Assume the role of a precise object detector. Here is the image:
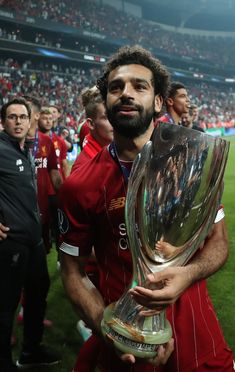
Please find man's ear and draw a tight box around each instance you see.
[166,97,173,107]
[154,94,163,114]
[35,112,40,121]
[87,118,94,130]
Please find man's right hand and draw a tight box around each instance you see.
[119,338,174,366]
[0,222,9,240]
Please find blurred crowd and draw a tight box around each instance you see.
[0,57,234,133]
[1,0,235,70]
[0,0,234,133]
[0,58,102,130]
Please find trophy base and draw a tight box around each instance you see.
[101,303,172,359]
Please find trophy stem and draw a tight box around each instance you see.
[101,301,172,358]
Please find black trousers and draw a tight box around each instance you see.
[0,238,50,366]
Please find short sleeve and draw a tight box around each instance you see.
[58,174,93,257]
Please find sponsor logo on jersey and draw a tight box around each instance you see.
[35,157,48,169]
[118,222,128,250]
[108,197,126,211]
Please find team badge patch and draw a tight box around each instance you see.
[58,209,69,234]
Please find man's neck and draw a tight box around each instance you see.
[19,139,25,150]
[41,130,50,137]
[167,109,181,125]
[27,122,38,138]
[113,122,154,161]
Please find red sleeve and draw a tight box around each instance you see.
[71,150,90,173]
[47,137,59,171]
[58,172,93,256]
[79,121,90,148]
[59,137,68,161]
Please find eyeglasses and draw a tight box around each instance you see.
[6,114,29,122]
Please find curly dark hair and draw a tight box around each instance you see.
[97,45,170,101]
[167,82,186,99]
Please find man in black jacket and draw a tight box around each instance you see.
[0,97,60,371]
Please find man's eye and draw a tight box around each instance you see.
[109,85,120,92]
[136,84,147,91]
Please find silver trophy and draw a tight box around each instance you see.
[101,122,229,358]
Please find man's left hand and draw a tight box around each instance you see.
[129,266,193,314]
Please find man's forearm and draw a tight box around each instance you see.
[50,169,62,192]
[62,160,70,178]
[129,219,229,309]
[61,252,105,335]
[186,219,229,284]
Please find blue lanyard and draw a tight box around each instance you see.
[32,129,39,160]
[108,142,131,184]
[163,113,175,124]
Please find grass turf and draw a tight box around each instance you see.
[13,135,235,371]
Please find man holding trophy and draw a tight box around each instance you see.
[58,45,233,371]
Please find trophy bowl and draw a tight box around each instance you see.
[101,122,230,358]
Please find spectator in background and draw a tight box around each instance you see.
[24,95,62,253]
[0,97,60,371]
[38,108,70,180]
[181,105,205,132]
[190,103,205,131]
[158,82,190,125]
[191,104,199,125]
[15,96,62,329]
[48,105,62,134]
[38,108,69,259]
[49,104,74,152]
[59,125,74,153]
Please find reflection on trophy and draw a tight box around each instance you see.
[101,122,230,358]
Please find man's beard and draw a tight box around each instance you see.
[107,100,155,139]
[38,125,50,134]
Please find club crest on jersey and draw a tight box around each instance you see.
[58,209,69,234]
[41,145,47,156]
[108,197,126,211]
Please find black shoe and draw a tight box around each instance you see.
[16,345,61,369]
[9,365,18,372]
[0,362,18,372]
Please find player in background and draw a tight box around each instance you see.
[158,82,190,125]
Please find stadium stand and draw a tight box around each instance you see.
[0,0,234,132]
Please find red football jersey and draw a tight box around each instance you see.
[35,132,58,222]
[59,147,230,371]
[72,134,102,173]
[79,119,90,149]
[51,132,67,179]
[156,113,175,125]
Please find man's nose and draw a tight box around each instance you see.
[121,83,135,99]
